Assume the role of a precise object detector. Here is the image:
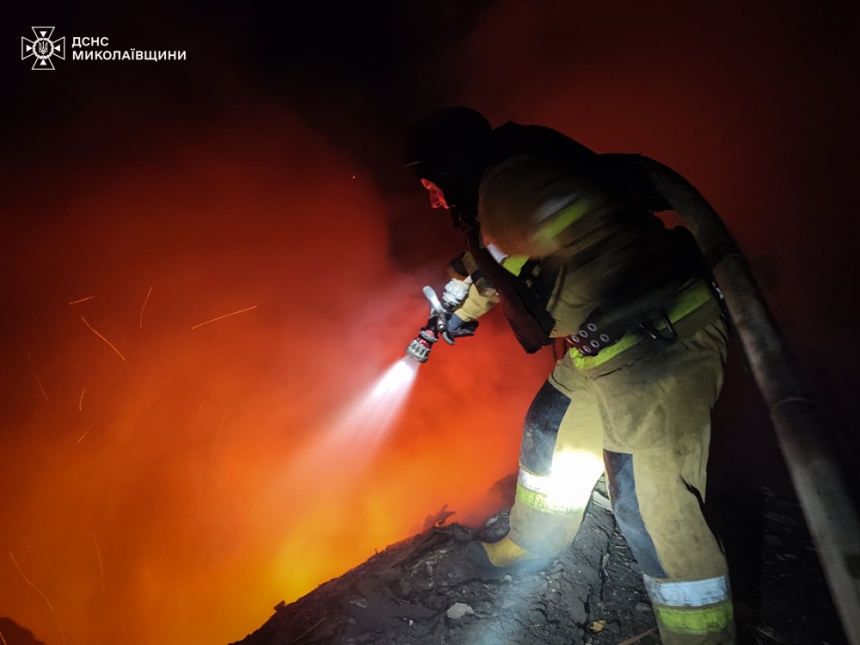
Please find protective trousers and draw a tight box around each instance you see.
[509,320,734,645]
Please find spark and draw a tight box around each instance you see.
[81,316,127,362]
[9,552,54,611]
[191,305,258,330]
[77,426,92,444]
[19,533,34,560]
[93,532,106,593]
[26,350,49,402]
[0,629,7,645]
[140,285,152,329]
[79,387,86,411]
[68,295,95,305]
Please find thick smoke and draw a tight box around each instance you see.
[0,101,549,644]
[5,2,858,643]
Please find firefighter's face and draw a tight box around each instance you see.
[420,178,449,210]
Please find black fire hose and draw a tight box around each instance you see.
[602,153,860,644]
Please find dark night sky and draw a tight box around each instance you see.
[1,2,860,644]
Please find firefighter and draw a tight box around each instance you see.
[405,107,735,645]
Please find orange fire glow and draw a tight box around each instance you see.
[0,108,550,645]
[7,5,856,644]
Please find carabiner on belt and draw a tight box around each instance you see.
[636,308,678,345]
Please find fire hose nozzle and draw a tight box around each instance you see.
[405,328,437,363]
[406,281,470,363]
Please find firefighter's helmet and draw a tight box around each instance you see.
[405,107,493,175]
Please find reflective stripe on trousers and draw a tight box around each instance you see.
[644,574,734,637]
[516,449,604,514]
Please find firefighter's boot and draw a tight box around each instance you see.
[465,534,546,572]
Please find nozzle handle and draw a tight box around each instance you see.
[422,286,444,315]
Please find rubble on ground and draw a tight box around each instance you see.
[231,479,848,645]
[231,480,661,645]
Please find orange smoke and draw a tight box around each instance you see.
[12,7,854,643]
[0,106,549,645]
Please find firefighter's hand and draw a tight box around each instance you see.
[442,313,479,344]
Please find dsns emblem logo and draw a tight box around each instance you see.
[22,27,65,70]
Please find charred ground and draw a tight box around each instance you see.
[231,476,846,645]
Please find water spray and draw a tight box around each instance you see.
[336,357,419,447]
[295,278,471,475]
[293,356,420,482]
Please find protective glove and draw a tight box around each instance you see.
[440,278,470,311]
[442,313,479,344]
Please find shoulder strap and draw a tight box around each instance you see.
[465,225,555,353]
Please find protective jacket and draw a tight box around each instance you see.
[454,122,721,371]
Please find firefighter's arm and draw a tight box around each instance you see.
[452,282,498,321]
[443,251,500,340]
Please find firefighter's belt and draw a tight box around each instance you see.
[571,278,716,370]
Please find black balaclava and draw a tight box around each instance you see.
[405,107,494,227]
